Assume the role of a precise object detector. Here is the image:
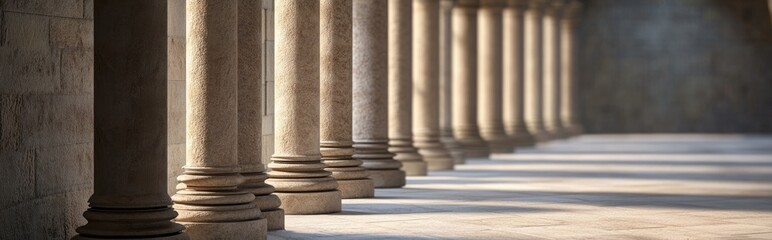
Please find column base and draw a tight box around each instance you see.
[415,141,455,171]
[513,134,536,147]
[455,136,491,158]
[440,137,465,165]
[484,138,515,154]
[338,178,375,199]
[401,160,428,176]
[275,190,342,214]
[179,218,266,240]
[369,169,406,188]
[531,129,551,142]
[426,156,455,171]
[262,208,285,231]
[564,124,584,137]
[449,149,465,165]
[253,194,284,231]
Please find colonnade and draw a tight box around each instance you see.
[76,0,583,239]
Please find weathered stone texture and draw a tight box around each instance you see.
[2,0,84,18]
[50,18,92,49]
[0,149,34,208]
[0,0,94,238]
[578,0,772,133]
[35,143,92,196]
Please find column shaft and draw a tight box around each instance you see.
[503,0,536,146]
[267,0,342,214]
[354,0,407,188]
[320,0,375,199]
[413,0,455,170]
[76,1,187,238]
[543,0,566,139]
[524,0,549,142]
[452,0,491,158]
[388,0,428,176]
[561,0,584,136]
[478,0,513,153]
[172,0,263,237]
[238,0,283,231]
[440,0,466,165]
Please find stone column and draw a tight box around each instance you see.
[413,0,455,170]
[75,1,187,239]
[542,0,566,139]
[440,0,466,164]
[238,0,284,231]
[452,0,491,158]
[503,0,536,147]
[320,0,376,199]
[267,0,342,214]
[172,0,264,237]
[524,0,549,142]
[478,0,513,153]
[354,0,407,188]
[388,0,428,176]
[561,0,584,136]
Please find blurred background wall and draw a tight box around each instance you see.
[577,0,772,133]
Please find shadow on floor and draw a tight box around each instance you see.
[334,203,557,215]
[373,188,772,212]
[269,231,436,240]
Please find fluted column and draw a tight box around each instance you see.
[414,0,455,170]
[452,0,491,158]
[321,0,376,199]
[524,0,549,142]
[388,0,428,176]
[440,0,466,164]
[503,0,536,147]
[267,1,342,214]
[354,0,407,188]
[478,0,513,153]
[172,0,264,237]
[75,1,187,239]
[543,0,566,139]
[238,0,283,231]
[561,0,584,136]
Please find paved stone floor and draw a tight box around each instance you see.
[269,134,772,239]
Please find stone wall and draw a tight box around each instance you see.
[0,0,276,238]
[577,0,772,133]
[0,0,93,238]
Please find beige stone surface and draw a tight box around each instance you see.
[270,134,772,239]
[413,0,455,171]
[503,0,536,147]
[320,0,375,199]
[353,0,406,188]
[524,0,549,142]
[542,0,566,139]
[238,0,280,232]
[388,0,428,177]
[560,0,583,136]
[268,0,341,214]
[439,0,466,165]
[173,0,263,235]
[478,0,514,154]
[451,0,491,159]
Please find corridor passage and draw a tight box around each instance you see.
[270,134,772,239]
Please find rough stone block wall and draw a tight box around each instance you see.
[0,0,94,238]
[578,0,772,133]
[166,0,276,195]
